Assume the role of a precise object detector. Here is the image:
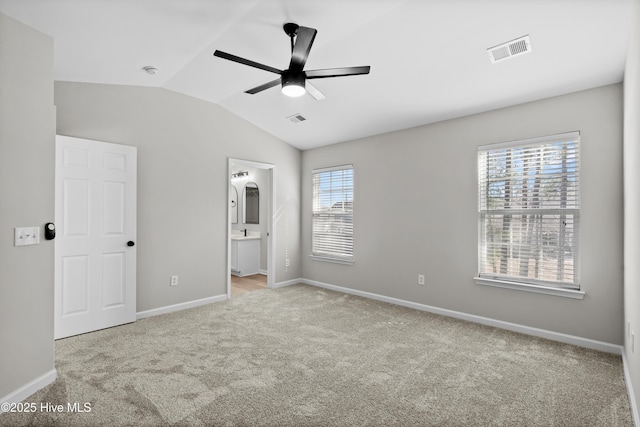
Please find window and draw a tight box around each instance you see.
[476,132,580,294]
[311,165,354,264]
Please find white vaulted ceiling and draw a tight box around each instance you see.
[0,0,632,150]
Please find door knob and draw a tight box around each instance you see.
[127,241,135,247]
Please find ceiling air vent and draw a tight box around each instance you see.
[287,113,306,123]
[487,35,532,64]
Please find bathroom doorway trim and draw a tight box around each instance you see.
[227,158,276,298]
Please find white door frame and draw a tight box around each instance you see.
[227,158,275,297]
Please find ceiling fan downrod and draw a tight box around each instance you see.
[283,23,299,53]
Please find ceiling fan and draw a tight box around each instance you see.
[213,23,370,100]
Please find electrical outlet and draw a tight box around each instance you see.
[170,275,179,286]
[418,274,425,285]
[285,258,290,267]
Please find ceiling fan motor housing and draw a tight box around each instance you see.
[281,69,306,97]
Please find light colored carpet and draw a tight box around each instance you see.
[1,284,633,426]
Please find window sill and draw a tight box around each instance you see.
[310,255,354,266]
[474,277,585,300]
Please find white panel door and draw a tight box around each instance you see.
[55,135,137,339]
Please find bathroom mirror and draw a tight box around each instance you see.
[243,182,259,224]
[230,185,238,224]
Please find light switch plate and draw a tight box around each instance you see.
[14,227,40,246]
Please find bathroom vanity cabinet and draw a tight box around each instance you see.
[230,237,260,276]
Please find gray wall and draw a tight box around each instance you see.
[623,0,640,415]
[302,84,624,345]
[0,14,56,398]
[54,82,301,312]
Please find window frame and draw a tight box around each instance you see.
[310,164,354,265]
[474,132,585,299]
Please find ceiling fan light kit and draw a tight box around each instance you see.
[213,22,370,100]
[281,70,306,97]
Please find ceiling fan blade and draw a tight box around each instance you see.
[214,50,282,75]
[245,78,281,94]
[305,82,326,101]
[305,66,371,79]
[289,26,317,71]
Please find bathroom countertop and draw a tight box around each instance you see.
[231,235,261,241]
[231,231,261,241]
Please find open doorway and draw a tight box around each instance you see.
[227,158,275,298]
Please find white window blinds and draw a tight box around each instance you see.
[478,132,580,289]
[312,165,354,263]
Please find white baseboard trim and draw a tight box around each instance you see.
[301,279,622,355]
[136,294,228,320]
[272,278,304,289]
[1,369,57,411]
[622,351,640,427]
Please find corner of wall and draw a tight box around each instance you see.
[0,11,56,402]
[623,0,640,423]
